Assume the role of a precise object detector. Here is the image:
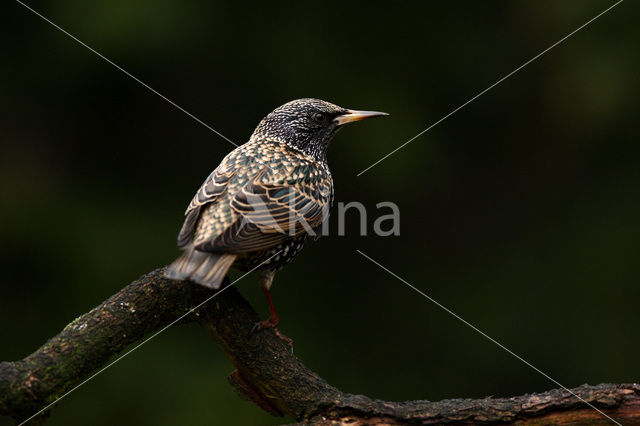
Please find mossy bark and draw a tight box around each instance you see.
[1,268,638,424]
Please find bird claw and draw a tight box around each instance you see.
[251,319,293,352]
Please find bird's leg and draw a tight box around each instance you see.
[251,270,293,348]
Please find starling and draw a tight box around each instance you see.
[166,98,387,345]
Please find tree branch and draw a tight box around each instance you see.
[1,268,638,424]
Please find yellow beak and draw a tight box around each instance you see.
[334,109,389,126]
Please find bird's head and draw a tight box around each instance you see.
[252,98,387,162]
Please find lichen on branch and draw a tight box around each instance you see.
[1,268,638,425]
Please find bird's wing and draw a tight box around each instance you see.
[194,163,332,253]
[177,160,235,248]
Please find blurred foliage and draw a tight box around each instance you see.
[1,1,639,425]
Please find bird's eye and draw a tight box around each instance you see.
[312,112,327,123]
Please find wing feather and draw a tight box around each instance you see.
[177,161,235,248]
[195,163,331,253]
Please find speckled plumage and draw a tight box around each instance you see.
[188,137,333,272]
[166,98,386,345]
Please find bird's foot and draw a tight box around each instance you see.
[251,318,293,351]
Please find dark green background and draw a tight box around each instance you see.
[1,1,638,425]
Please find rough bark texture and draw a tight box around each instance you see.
[1,267,638,425]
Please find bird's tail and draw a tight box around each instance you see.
[165,247,236,289]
